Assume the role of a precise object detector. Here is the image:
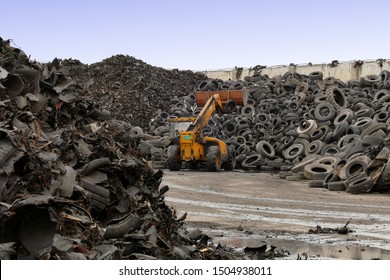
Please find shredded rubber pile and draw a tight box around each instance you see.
[64,55,207,129]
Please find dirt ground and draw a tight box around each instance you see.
[162,170,390,260]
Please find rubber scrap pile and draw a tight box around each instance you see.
[63,55,207,129]
[0,38,273,260]
[149,69,390,195]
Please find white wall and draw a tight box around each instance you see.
[201,59,390,82]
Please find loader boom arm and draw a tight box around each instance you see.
[187,94,224,133]
[166,89,244,171]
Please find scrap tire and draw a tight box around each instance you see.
[222,146,236,171]
[309,180,326,188]
[167,145,182,171]
[206,146,222,171]
[303,163,333,180]
[326,86,347,110]
[256,140,276,159]
[314,102,336,122]
[328,181,346,191]
[348,176,374,194]
[283,143,305,160]
[309,71,323,80]
[197,80,209,91]
[360,123,387,138]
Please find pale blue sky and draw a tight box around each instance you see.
[2,0,389,70]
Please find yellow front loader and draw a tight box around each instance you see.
[167,90,246,171]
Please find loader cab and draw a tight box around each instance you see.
[169,120,193,140]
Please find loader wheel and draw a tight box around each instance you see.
[222,146,236,171]
[167,145,182,171]
[206,146,221,171]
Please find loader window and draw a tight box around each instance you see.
[169,121,193,139]
[174,122,192,132]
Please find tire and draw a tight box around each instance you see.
[326,86,348,110]
[241,154,263,169]
[314,102,336,122]
[222,146,236,171]
[344,172,367,189]
[222,120,238,137]
[279,171,290,179]
[343,141,365,159]
[310,126,328,141]
[240,130,254,142]
[331,120,348,141]
[343,159,369,178]
[130,126,144,139]
[255,140,276,159]
[309,180,326,188]
[348,176,374,194]
[304,140,325,156]
[334,109,355,125]
[283,143,305,160]
[315,155,339,166]
[328,181,346,191]
[294,82,309,95]
[353,117,373,132]
[346,125,361,135]
[355,108,374,118]
[267,159,284,169]
[288,100,301,111]
[321,144,340,155]
[255,113,269,123]
[241,105,255,118]
[282,136,295,147]
[233,136,245,145]
[167,145,182,171]
[206,146,221,171]
[362,135,384,146]
[232,80,244,90]
[360,123,387,138]
[339,155,369,180]
[303,163,333,180]
[373,111,389,123]
[322,171,340,188]
[224,99,237,113]
[286,175,302,181]
[374,95,390,110]
[373,89,390,102]
[296,119,318,135]
[294,138,310,149]
[208,79,219,91]
[324,131,333,144]
[363,75,381,86]
[237,144,251,155]
[309,71,323,81]
[197,80,209,91]
[220,83,231,90]
[138,141,152,157]
[380,70,390,81]
[337,134,360,149]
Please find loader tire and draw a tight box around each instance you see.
[222,146,236,171]
[206,146,221,171]
[167,145,182,171]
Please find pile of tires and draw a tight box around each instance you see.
[149,71,390,194]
